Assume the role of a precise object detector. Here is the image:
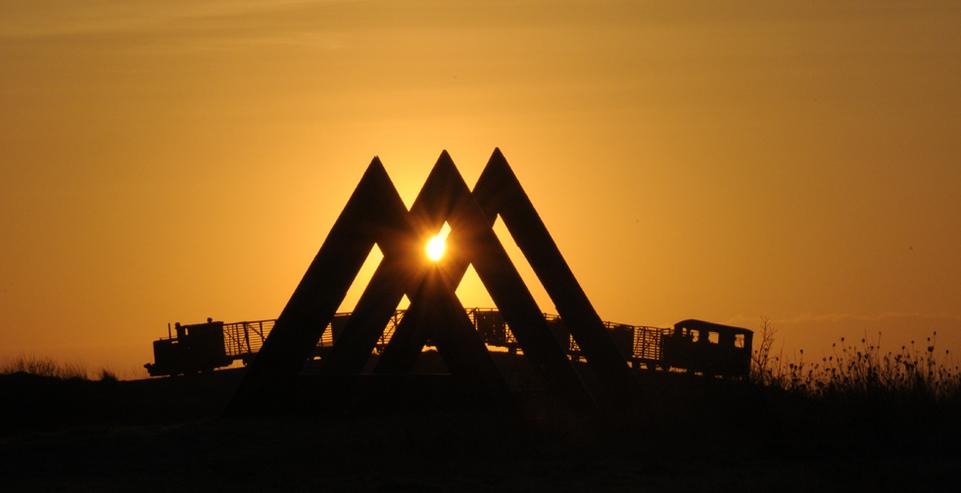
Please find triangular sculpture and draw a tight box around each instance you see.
[228,149,635,416]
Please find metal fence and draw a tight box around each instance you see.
[217,308,669,366]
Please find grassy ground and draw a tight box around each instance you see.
[1,347,959,492]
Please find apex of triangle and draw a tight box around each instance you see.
[361,156,388,180]
[434,149,457,169]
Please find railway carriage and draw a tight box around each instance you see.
[145,310,753,378]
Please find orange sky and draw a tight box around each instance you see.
[1,1,960,377]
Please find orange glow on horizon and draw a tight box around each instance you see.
[1,1,959,376]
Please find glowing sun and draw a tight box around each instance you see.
[426,234,446,261]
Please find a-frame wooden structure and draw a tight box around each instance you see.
[227,150,635,416]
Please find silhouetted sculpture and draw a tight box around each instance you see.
[227,149,635,416]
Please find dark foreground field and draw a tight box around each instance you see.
[2,356,960,492]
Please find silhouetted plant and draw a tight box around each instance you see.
[755,330,960,400]
[750,318,778,385]
[98,368,118,383]
[0,355,88,380]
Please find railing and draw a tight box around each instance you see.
[207,308,671,365]
[223,319,275,359]
[633,326,672,363]
[375,310,405,352]
[220,311,407,361]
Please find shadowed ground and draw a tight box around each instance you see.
[1,354,959,492]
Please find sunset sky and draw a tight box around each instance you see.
[2,1,960,376]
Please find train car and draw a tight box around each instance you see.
[145,311,754,379]
[660,319,753,377]
[545,316,572,353]
[328,313,352,343]
[607,324,636,361]
[472,309,509,346]
[144,319,233,377]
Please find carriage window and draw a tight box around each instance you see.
[691,330,700,342]
[734,334,745,348]
[708,331,719,344]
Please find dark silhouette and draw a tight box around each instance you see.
[4,149,959,491]
[144,310,755,378]
[227,149,641,417]
[661,320,753,377]
[144,319,231,376]
[144,307,753,379]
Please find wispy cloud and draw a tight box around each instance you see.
[728,312,961,328]
[0,1,336,40]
